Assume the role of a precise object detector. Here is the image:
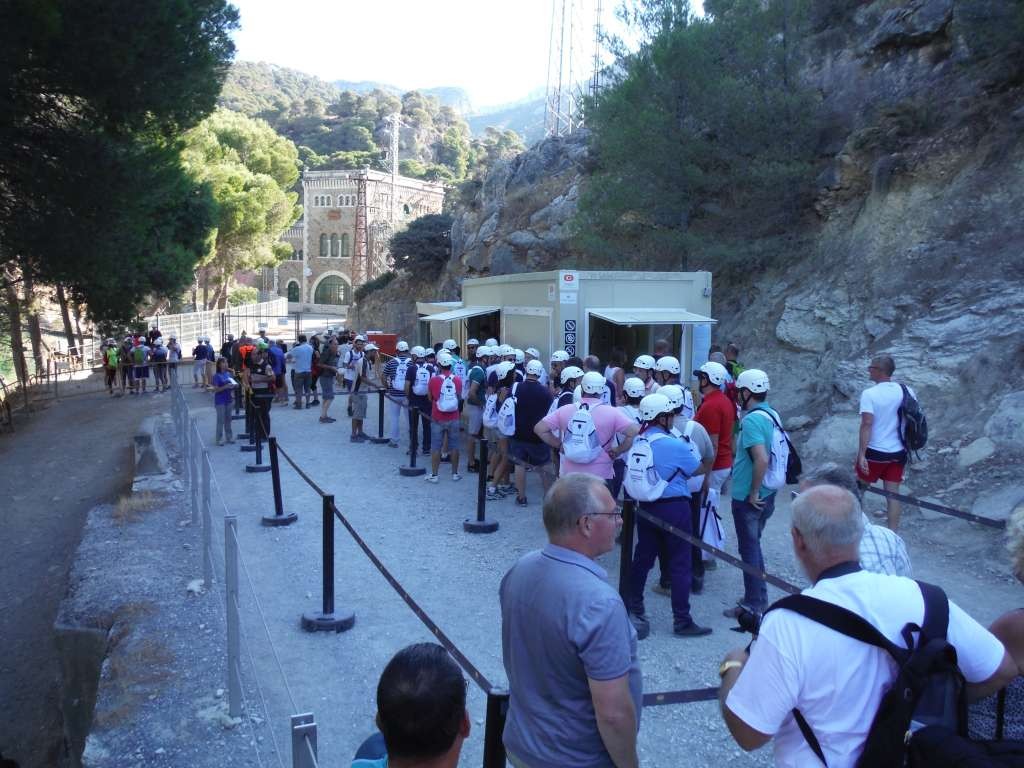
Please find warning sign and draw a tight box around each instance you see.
[559,271,579,291]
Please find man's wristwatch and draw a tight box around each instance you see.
[718,660,744,678]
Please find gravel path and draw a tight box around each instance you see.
[180,385,1019,768]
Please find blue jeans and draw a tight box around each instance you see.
[731,494,776,612]
[627,496,693,627]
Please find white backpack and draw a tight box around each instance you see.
[497,383,519,437]
[437,375,459,413]
[747,409,790,490]
[623,432,675,502]
[482,393,499,428]
[561,403,604,463]
[393,357,410,390]
[453,358,467,394]
[412,364,431,396]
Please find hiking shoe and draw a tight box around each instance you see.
[487,486,499,499]
[388,440,399,448]
[651,583,671,597]
[515,496,529,507]
[673,621,713,638]
[628,613,651,641]
[216,439,224,446]
[723,603,755,619]
[691,577,704,595]
[310,399,320,406]
[424,474,439,484]
[499,483,516,494]
[319,416,336,423]
[704,559,717,570]
[350,434,367,442]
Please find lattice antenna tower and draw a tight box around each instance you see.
[546,0,603,137]
[590,0,603,100]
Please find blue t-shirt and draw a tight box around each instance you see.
[268,345,285,375]
[500,544,642,767]
[645,425,701,499]
[212,372,234,405]
[289,343,313,373]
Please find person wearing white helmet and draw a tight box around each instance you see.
[659,384,716,595]
[347,343,379,442]
[523,347,548,388]
[192,336,208,388]
[423,351,463,481]
[405,345,434,455]
[632,354,658,394]
[464,346,490,471]
[623,392,709,639]
[485,337,498,348]
[654,356,693,418]
[342,335,367,419]
[485,360,518,499]
[505,358,555,506]
[693,361,735,494]
[381,341,412,446]
[150,337,169,392]
[555,365,584,409]
[725,368,781,619]
[548,350,570,395]
[466,338,479,360]
[512,349,526,382]
[165,333,182,388]
[536,371,639,490]
[608,377,648,498]
[581,356,616,406]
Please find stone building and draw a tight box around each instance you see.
[264,168,445,313]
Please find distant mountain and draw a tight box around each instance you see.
[333,80,473,114]
[468,96,547,146]
[220,61,340,119]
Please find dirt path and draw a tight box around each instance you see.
[0,387,161,767]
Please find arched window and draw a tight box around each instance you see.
[286,281,300,302]
[319,233,327,257]
[403,203,411,215]
[330,234,339,257]
[341,233,350,258]
[313,276,351,306]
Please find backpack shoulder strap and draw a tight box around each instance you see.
[917,581,949,643]
[683,420,695,440]
[767,595,905,659]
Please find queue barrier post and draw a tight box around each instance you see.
[245,410,271,473]
[481,689,510,768]
[232,377,245,420]
[240,393,257,452]
[291,714,318,768]
[263,437,298,526]
[239,390,253,441]
[369,389,389,444]
[618,499,636,603]
[301,495,355,633]
[464,438,498,534]
[225,516,243,718]
[399,408,426,477]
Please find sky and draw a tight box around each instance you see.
[230,0,699,110]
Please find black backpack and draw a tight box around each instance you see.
[899,383,928,455]
[767,581,966,767]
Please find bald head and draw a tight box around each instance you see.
[792,485,863,559]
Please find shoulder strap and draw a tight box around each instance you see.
[683,420,695,439]
[917,581,949,643]
[767,595,905,659]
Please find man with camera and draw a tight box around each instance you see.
[717,483,1015,766]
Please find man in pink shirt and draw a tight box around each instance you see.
[426,352,464,483]
[535,372,639,490]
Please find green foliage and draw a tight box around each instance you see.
[227,285,259,306]
[388,214,454,276]
[575,0,821,270]
[399,159,427,177]
[0,0,237,324]
[354,271,397,303]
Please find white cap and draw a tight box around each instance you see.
[442,339,457,351]
[623,377,646,398]
[581,371,606,395]
[437,351,453,367]
[638,393,673,421]
[467,338,479,346]
[633,354,656,370]
[365,343,379,352]
[355,334,367,342]
[550,350,570,363]
[525,347,540,358]
[498,344,514,356]
[476,345,491,358]
[695,361,728,386]
[736,369,770,393]
[525,359,544,377]
[396,340,410,352]
[560,365,584,384]
[485,338,498,347]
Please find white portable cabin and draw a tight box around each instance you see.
[417,270,715,380]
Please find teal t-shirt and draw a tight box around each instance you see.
[467,364,487,406]
[731,403,780,501]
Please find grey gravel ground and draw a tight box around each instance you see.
[175,385,1018,768]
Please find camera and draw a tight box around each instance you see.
[733,606,763,636]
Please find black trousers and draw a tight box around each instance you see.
[251,391,274,438]
[408,400,431,452]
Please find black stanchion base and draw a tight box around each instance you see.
[301,610,355,633]
[399,465,426,477]
[245,463,271,473]
[464,518,499,534]
[240,444,257,453]
[261,512,298,527]
[369,436,390,444]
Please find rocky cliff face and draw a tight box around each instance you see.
[361,0,1024,520]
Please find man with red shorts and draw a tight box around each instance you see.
[856,355,910,531]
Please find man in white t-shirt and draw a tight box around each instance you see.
[718,484,1015,768]
[856,355,910,531]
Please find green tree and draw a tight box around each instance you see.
[183,110,301,308]
[228,285,259,306]
[437,126,471,179]
[389,214,453,276]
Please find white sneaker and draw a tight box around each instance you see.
[451,473,462,482]
[424,474,439,484]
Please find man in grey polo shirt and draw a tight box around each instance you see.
[500,473,642,768]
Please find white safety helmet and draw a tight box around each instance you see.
[695,361,728,386]
[411,345,426,358]
[633,354,656,370]
[514,349,525,364]
[550,350,570,364]
[169,334,177,340]
[560,365,584,385]
[365,343,379,352]
[736,368,770,393]
[467,338,479,347]
[581,371,606,395]
[623,377,646,399]
[442,339,457,351]
[485,337,499,347]
[396,340,410,353]
[655,356,680,375]
[525,347,540,359]
[436,351,453,367]
[476,345,491,358]
[498,343,514,357]
[495,360,516,379]
[638,393,673,421]
[525,359,545,377]
[659,384,685,411]
[355,334,367,342]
